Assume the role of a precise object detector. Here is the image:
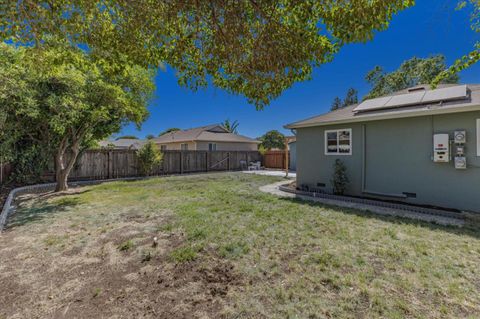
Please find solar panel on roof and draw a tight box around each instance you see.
[384,90,425,108]
[353,96,392,112]
[353,85,469,113]
[421,85,468,104]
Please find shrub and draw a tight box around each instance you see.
[258,144,267,156]
[137,141,163,176]
[331,159,349,195]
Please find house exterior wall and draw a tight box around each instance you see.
[195,141,259,151]
[155,141,258,151]
[295,110,480,212]
[289,142,297,171]
[156,141,196,151]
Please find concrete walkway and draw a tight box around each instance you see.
[243,170,296,178]
[260,181,465,227]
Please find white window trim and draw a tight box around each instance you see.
[160,145,167,151]
[324,128,352,156]
[477,119,480,156]
[208,143,217,151]
[181,143,188,151]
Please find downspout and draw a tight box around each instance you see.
[361,124,366,193]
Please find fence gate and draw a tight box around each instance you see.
[263,151,289,169]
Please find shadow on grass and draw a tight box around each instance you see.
[6,192,86,230]
[279,196,480,240]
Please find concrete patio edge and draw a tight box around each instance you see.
[260,181,466,227]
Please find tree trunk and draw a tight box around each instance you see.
[55,139,80,192]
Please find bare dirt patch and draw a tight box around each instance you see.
[0,227,241,319]
[0,183,244,319]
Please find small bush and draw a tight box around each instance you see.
[118,240,134,251]
[331,159,349,195]
[137,141,163,176]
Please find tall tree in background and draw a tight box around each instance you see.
[330,88,358,111]
[159,128,181,136]
[259,130,286,150]
[0,1,414,108]
[365,55,459,99]
[343,88,358,106]
[0,42,155,191]
[331,97,343,111]
[222,120,239,134]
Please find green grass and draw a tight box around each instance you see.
[6,173,480,318]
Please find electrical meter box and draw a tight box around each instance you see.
[433,134,450,162]
[455,156,467,169]
[454,130,466,144]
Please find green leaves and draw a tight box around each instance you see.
[0,0,415,108]
[259,130,286,150]
[0,41,155,182]
[365,55,459,99]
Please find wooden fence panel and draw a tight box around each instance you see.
[264,151,289,169]
[64,150,261,181]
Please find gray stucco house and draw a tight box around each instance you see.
[285,84,480,213]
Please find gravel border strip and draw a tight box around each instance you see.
[260,182,465,227]
[278,185,467,220]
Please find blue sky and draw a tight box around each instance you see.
[118,0,480,139]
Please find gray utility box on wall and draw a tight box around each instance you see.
[433,134,450,163]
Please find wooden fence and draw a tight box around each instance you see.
[263,150,289,169]
[65,150,262,181]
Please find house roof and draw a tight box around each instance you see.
[152,124,261,144]
[285,84,480,129]
[98,139,144,149]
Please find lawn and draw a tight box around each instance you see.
[0,173,479,319]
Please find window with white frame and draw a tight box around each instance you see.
[477,119,480,156]
[160,145,167,151]
[325,129,352,155]
[181,143,188,151]
[208,143,217,151]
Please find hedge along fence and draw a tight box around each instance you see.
[59,150,263,181]
[0,162,12,185]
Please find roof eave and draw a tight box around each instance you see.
[285,103,480,129]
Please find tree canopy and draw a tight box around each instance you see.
[259,130,286,150]
[0,42,155,190]
[222,120,239,134]
[159,128,181,136]
[0,0,415,108]
[365,55,460,100]
[330,88,358,111]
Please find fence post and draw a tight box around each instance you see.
[227,152,231,171]
[180,151,183,174]
[108,151,113,179]
[205,152,209,172]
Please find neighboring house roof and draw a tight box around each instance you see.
[285,84,480,129]
[98,139,144,149]
[152,124,261,144]
[286,136,296,144]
